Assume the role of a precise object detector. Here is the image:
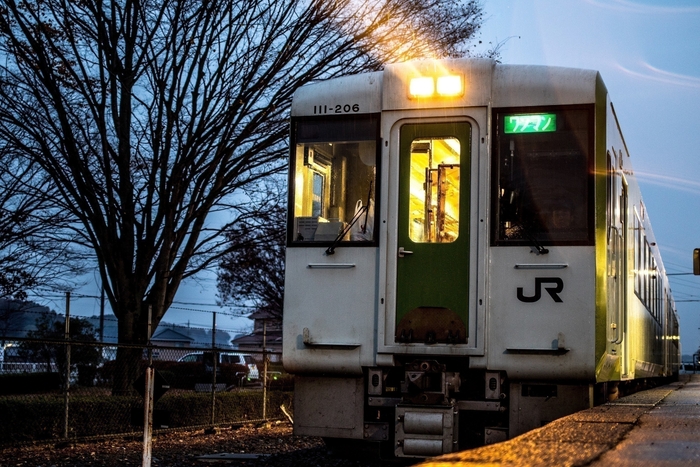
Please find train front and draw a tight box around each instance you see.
[283,58,603,458]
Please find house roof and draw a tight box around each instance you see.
[248,309,280,320]
[231,329,282,347]
[151,328,194,343]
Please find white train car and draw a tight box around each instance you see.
[282,58,680,458]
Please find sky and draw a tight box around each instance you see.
[24,0,700,353]
[477,0,700,355]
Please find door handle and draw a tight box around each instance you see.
[398,247,413,257]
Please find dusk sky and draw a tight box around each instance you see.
[28,0,700,351]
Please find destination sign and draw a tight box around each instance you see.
[504,113,557,134]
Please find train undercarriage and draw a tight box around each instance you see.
[300,357,595,459]
[304,357,676,459]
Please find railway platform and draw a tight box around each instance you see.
[418,374,700,467]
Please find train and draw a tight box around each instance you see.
[282,58,680,459]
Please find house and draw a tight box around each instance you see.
[0,299,234,361]
[150,327,195,361]
[151,327,195,347]
[149,324,234,361]
[231,309,282,363]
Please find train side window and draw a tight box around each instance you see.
[491,106,593,246]
[289,115,379,245]
[408,137,460,243]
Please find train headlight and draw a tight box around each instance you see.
[436,75,463,96]
[409,77,435,98]
[409,74,463,98]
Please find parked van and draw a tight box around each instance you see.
[178,352,259,383]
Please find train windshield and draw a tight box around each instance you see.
[491,106,593,247]
[289,115,379,245]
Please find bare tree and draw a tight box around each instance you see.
[0,299,30,339]
[0,145,85,301]
[0,0,489,393]
[20,313,101,387]
[217,181,286,320]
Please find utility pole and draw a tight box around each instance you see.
[99,286,105,342]
[63,292,71,439]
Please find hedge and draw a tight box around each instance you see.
[0,390,293,444]
[0,372,63,395]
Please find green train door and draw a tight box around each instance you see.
[395,122,471,344]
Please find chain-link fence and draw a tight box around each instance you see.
[0,338,292,446]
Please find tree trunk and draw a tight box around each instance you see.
[111,309,146,396]
[112,346,143,395]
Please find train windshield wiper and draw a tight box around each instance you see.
[324,205,367,255]
[325,182,372,256]
[523,230,549,255]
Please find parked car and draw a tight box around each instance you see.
[178,351,259,384]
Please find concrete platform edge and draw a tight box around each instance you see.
[417,375,693,467]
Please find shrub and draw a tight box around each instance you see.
[0,389,294,444]
[267,373,294,391]
[0,372,62,395]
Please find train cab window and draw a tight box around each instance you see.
[408,137,460,243]
[491,106,593,246]
[289,115,379,245]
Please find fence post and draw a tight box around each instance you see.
[142,366,155,467]
[142,305,154,467]
[147,305,153,365]
[210,312,217,426]
[262,319,267,420]
[63,291,71,439]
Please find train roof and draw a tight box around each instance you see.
[291,59,605,116]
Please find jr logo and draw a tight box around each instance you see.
[517,277,564,303]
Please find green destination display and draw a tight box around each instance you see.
[504,113,556,134]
